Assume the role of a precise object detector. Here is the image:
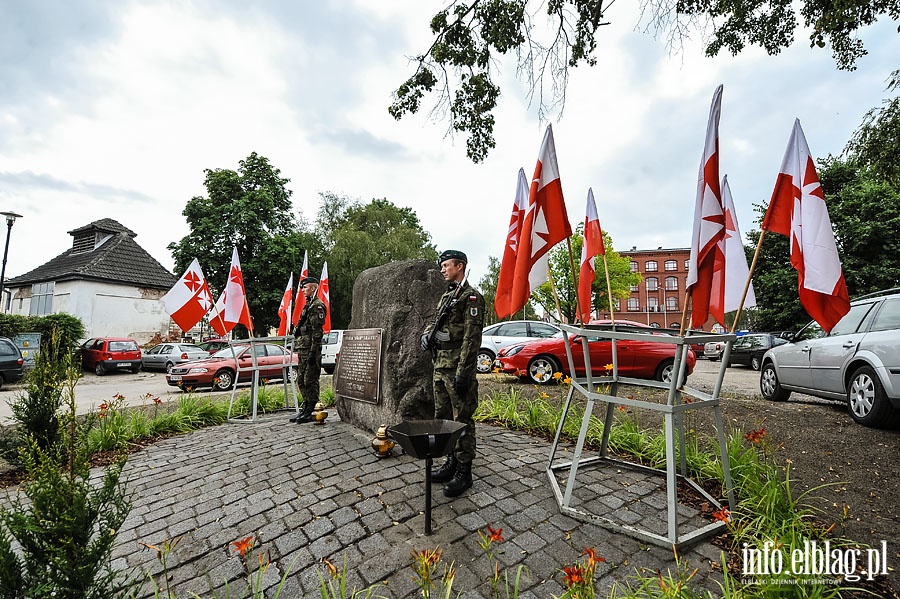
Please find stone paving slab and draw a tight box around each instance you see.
[97,415,728,597]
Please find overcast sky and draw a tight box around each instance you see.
[2,1,898,288]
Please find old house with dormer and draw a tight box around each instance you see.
[4,219,176,343]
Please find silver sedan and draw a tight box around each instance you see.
[141,343,209,373]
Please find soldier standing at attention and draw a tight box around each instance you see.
[421,250,485,497]
[290,276,327,424]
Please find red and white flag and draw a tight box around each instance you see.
[578,188,605,323]
[161,258,214,332]
[208,291,228,337]
[291,250,309,327]
[686,85,726,329]
[508,125,573,315]
[495,168,529,319]
[721,176,756,314]
[316,261,331,333]
[762,119,850,332]
[224,247,253,333]
[277,273,293,336]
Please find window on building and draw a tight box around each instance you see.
[29,282,54,316]
[627,298,640,311]
[684,260,690,271]
[665,276,679,291]
[630,284,638,292]
[630,261,638,272]
[646,277,658,291]
[666,296,678,311]
[648,297,659,310]
[645,260,658,272]
[665,260,677,271]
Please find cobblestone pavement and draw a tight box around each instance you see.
[109,414,726,598]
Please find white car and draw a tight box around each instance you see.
[321,330,343,375]
[477,320,561,374]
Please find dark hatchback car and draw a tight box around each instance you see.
[0,336,24,389]
[727,333,788,371]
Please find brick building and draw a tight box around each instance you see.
[598,247,719,331]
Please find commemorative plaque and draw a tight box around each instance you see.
[333,328,383,404]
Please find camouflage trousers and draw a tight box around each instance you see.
[297,351,321,413]
[433,369,478,464]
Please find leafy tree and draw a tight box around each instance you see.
[530,226,640,323]
[846,69,900,187]
[392,0,898,162]
[477,256,539,325]
[314,194,439,329]
[168,152,302,335]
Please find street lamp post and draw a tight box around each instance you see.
[0,211,23,313]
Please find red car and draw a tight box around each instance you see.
[77,337,142,376]
[495,320,696,385]
[166,343,298,391]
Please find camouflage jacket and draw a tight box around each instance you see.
[425,281,485,377]
[293,296,326,356]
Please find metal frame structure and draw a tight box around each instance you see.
[547,322,736,548]
[226,335,300,423]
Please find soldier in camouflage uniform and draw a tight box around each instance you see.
[421,250,485,497]
[290,276,327,424]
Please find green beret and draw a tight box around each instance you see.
[439,250,467,264]
[300,276,319,286]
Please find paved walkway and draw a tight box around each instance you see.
[108,413,726,598]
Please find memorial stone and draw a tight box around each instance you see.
[335,259,446,434]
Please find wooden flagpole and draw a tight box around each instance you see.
[679,289,692,337]
[730,230,766,334]
[566,237,585,324]
[547,264,566,323]
[601,254,615,324]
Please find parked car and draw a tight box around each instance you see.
[495,320,696,385]
[142,342,210,373]
[197,338,230,354]
[704,331,751,361]
[0,336,24,390]
[321,330,343,375]
[166,343,299,391]
[477,320,562,374]
[760,288,900,427]
[76,337,142,375]
[727,333,788,371]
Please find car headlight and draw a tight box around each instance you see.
[187,367,209,374]
[506,345,524,357]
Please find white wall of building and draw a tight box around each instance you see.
[8,280,171,344]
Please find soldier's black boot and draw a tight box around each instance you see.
[443,461,472,497]
[430,455,457,483]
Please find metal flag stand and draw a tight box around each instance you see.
[547,322,736,549]
[226,335,300,423]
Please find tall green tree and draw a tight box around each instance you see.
[392,1,896,162]
[314,194,439,329]
[168,152,303,336]
[846,70,900,187]
[529,227,640,323]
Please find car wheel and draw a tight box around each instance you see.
[165,362,174,373]
[708,356,718,362]
[288,366,300,382]
[0,374,5,391]
[131,365,142,374]
[95,363,105,376]
[213,369,235,391]
[323,365,334,375]
[476,350,495,374]
[750,356,762,371]
[760,362,790,402]
[655,359,687,385]
[528,356,559,385]
[847,365,900,428]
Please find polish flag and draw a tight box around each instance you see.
[291,250,309,327]
[208,291,228,337]
[686,85,726,329]
[508,125,573,315]
[762,119,850,332]
[277,273,293,336]
[578,188,605,323]
[720,177,756,314]
[495,168,529,319]
[224,247,253,333]
[316,261,331,333]
[161,258,214,332]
